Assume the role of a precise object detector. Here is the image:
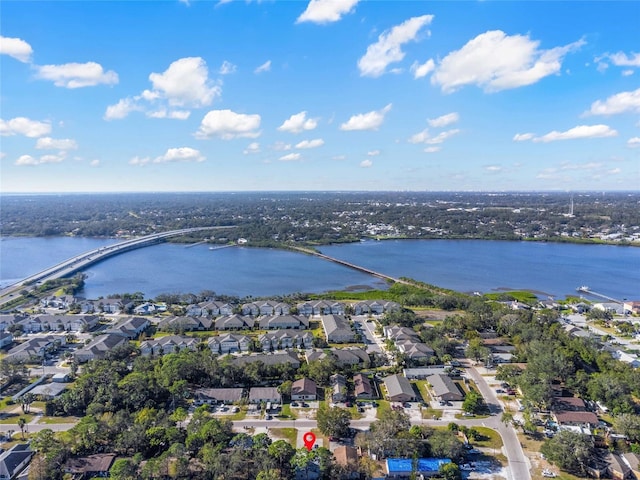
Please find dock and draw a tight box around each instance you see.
[576,286,623,304]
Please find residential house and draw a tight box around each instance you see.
[242,301,290,316]
[99,299,123,314]
[158,316,212,332]
[187,301,235,317]
[622,453,640,480]
[133,302,167,315]
[305,348,369,368]
[321,315,355,343]
[74,334,128,363]
[333,446,359,474]
[353,300,400,315]
[232,351,301,369]
[194,388,244,405]
[553,411,600,430]
[623,301,640,315]
[208,334,251,355]
[403,367,447,380]
[64,453,116,479]
[383,326,420,343]
[248,387,281,404]
[427,374,464,402]
[297,301,345,316]
[106,316,150,339]
[26,314,99,332]
[383,374,416,402]
[4,335,65,363]
[0,444,33,480]
[353,373,374,399]
[291,378,318,401]
[607,452,633,480]
[0,314,24,332]
[0,332,13,349]
[397,342,434,363]
[258,330,313,351]
[40,294,76,310]
[593,302,625,315]
[330,374,348,402]
[214,315,255,331]
[139,335,200,356]
[258,315,309,330]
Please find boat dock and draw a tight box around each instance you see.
[576,286,623,304]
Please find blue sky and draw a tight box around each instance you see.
[1,0,639,193]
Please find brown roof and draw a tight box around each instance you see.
[65,454,116,473]
[333,446,358,466]
[554,411,599,426]
[553,396,587,412]
[291,378,317,396]
[353,373,372,396]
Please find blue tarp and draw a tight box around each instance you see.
[386,457,452,474]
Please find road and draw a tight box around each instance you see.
[0,226,235,307]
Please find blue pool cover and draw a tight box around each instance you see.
[386,458,452,473]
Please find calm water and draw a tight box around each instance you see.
[1,236,638,300]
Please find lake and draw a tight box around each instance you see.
[1,236,638,300]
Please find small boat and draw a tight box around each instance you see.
[577,286,589,292]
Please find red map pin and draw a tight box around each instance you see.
[303,432,316,451]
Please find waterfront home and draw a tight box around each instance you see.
[321,314,355,343]
[208,333,251,355]
[297,300,345,316]
[291,378,318,401]
[258,330,313,351]
[194,388,244,405]
[248,387,281,404]
[99,299,124,314]
[158,315,212,332]
[593,302,626,315]
[427,374,464,402]
[624,301,640,315]
[139,335,199,356]
[353,300,400,315]
[383,374,416,403]
[242,301,290,316]
[214,314,255,331]
[353,373,374,399]
[106,316,150,339]
[232,351,301,369]
[74,334,128,363]
[258,315,309,330]
[187,300,235,317]
[0,443,34,479]
[133,302,167,315]
[40,294,76,310]
[330,374,347,402]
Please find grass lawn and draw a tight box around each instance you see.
[519,433,588,480]
[279,404,297,420]
[38,415,80,424]
[269,427,297,446]
[0,413,34,425]
[376,400,391,419]
[414,380,434,404]
[470,426,503,449]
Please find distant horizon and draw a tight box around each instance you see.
[2,1,638,192]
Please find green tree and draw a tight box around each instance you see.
[462,390,483,414]
[440,462,462,480]
[17,417,27,439]
[109,458,139,480]
[316,404,351,438]
[540,430,595,476]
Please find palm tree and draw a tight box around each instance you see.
[17,417,27,439]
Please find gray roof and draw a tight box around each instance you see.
[383,374,415,400]
[195,388,244,403]
[232,351,300,368]
[427,374,462,399]
[248,387,281,402]
[321,315,354,340]
[0,443,33,478]
[30,382,69,397]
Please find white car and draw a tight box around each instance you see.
[542,469,557,478]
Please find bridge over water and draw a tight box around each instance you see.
[0,226,234,307]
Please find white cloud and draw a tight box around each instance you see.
[513,133,535,142]
[360,159,373,167]
[424,146,440,153]
[35,137,78,150]
[90,159,100,167]
[533,124,618,142]
[149,57,220,107]
[15,152,66,166]
[272,142,292,151]
[146,109,191,120]
[586,87,640,116]
[600,51,640,67]
[36,62,118,88]
[154,147,205,163]
[195,109,261,139]
[411,59,435,79]
[425,129,460,144]
[367,150,380,156]
[295,138,324,149]
[622,70,634,77]
[129,156,151,166]
[358,15,434,77]
[0,117,51,137]
[278,111,318,133]
[340,104,392,131]
[279,152,301,161]
[219,60,237,75]
[296,0,359,24]
[627,137,640,148]
[0,36,33,63]
[332,155,346,161]
[104,98,143,121]
[431,30,585,93]
[485,165,502,172]
[254,60,271,74]
[244,142,261,154]
[428,112,459,128]
[409,127,460,145]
